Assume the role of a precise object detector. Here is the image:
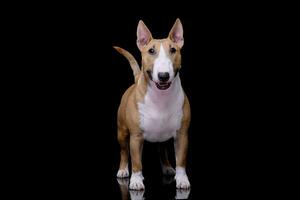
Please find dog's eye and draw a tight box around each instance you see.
[170,47,177,54]
[148,48,156,55]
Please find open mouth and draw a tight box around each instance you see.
[155,82,171,90]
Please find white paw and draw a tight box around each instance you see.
[162,165,176,175]
[175,167,190,189]
[175,174,190,189]
[129,171,145,190]
[117,167,129,178]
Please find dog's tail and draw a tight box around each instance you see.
[113,46,141,83]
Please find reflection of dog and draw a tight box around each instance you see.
[117,178,190,200]
[117,178,130,200]
[117,178,145,200]
[175,189,191,199]
[114,18,190,190]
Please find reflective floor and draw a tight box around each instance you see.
[116,176,191,200]
[112,141,194,200]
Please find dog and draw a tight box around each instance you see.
[114,18,191,190]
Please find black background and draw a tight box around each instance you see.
[109,15,274,199]
[33,10,283,199]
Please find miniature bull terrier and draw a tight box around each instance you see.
[114,18,191,190]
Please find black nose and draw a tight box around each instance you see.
[158,72,170,82]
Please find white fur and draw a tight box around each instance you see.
[153,44,175,82]
[138,75,184,142]
[175,166,190,189]
[117,165,129,178]
[129,171,144,190]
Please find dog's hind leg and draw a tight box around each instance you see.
[117,128,130,178]
[159,143,176,176]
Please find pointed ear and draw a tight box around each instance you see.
[137,20,153,50]
[168,18,184,48]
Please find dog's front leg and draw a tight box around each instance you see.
[129,132,145,190]
[174,129,190,189]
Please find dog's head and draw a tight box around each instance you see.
[137,19,184,90]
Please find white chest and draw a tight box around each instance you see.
[138,77,184,142]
